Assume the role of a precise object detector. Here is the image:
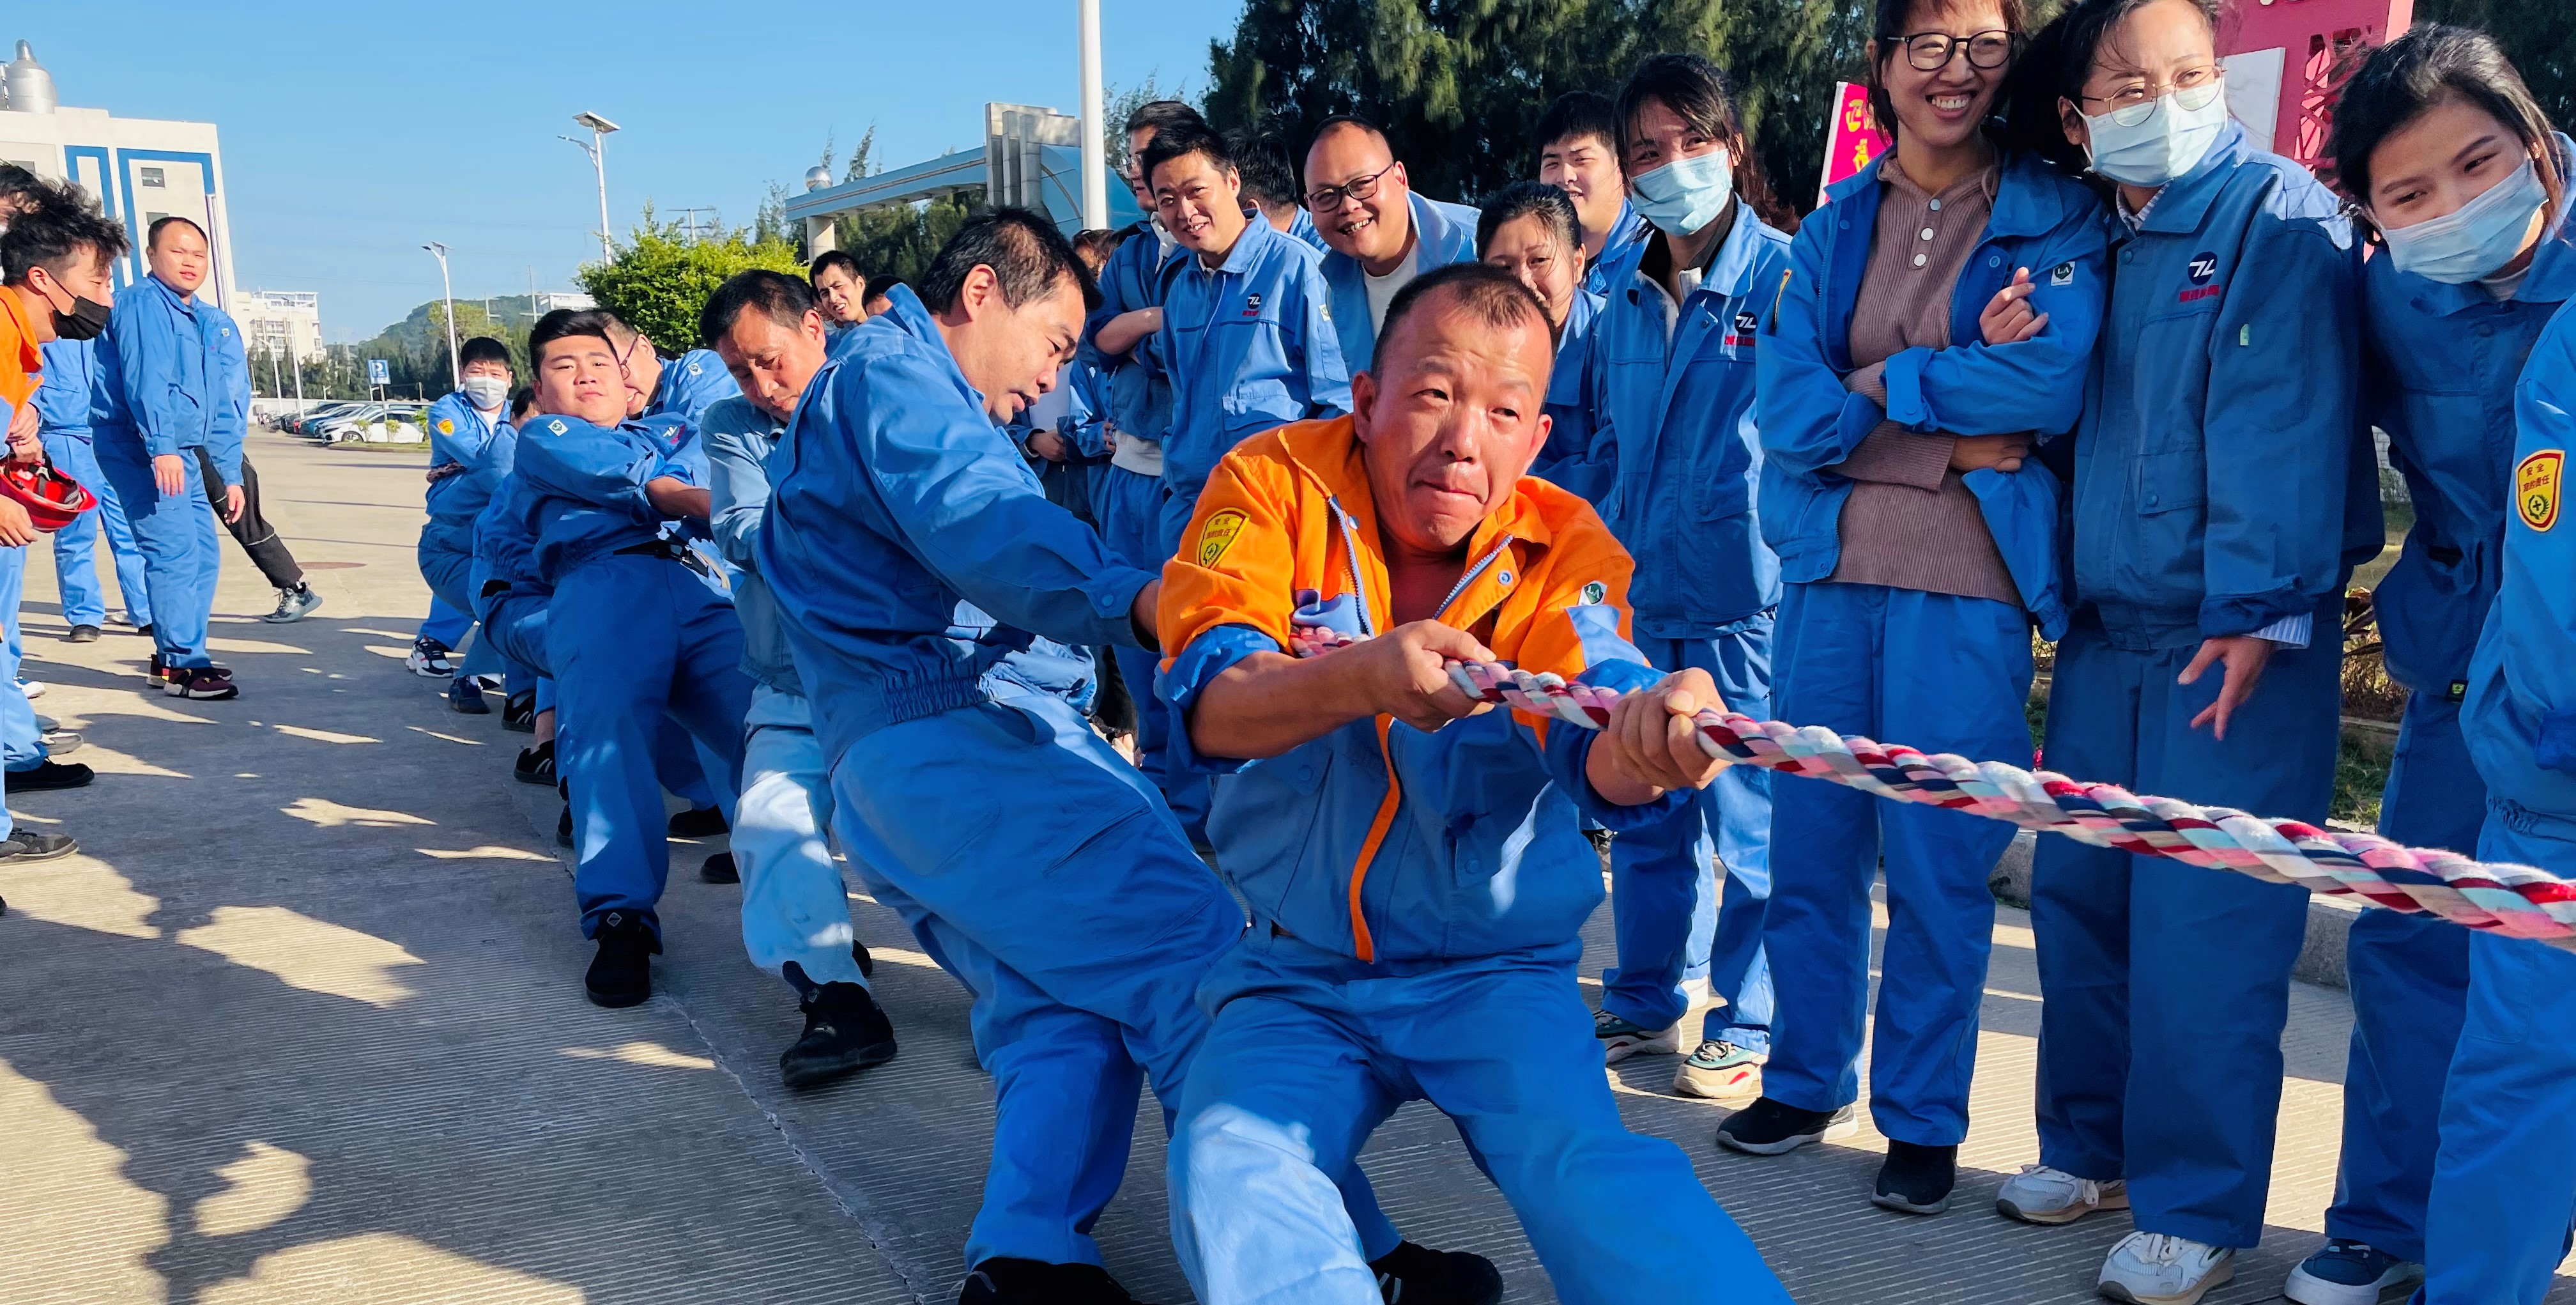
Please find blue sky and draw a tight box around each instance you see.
[13,2,1228,341]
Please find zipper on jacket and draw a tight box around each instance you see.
[1326,497,1377,636]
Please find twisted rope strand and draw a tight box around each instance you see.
[1445,660,2576,950]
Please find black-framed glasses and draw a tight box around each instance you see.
[1305,163,1396,213]
[1885,29,2018,72]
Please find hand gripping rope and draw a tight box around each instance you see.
[1444,660,2576,950]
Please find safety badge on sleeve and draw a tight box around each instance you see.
[2518,449,2563,532]
[1197,509,1248,566]
[437,418,455,436]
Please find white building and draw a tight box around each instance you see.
[0,40,239,307]
[236,290,320,362]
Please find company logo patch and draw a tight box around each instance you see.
[2517,448,2563,532]
[546,419,567,436]
[436,418,455,436]
[1580,580,1607,606]
[2177,250,2223,304]
[1243,292,1262,318]
[1726,310,1759,349]
[686,361,703,378]
[1196,509,1248,567]
[2050,262,2074,286]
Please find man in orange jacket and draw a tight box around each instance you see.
[1156,263,1789,1303]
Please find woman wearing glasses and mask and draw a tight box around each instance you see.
[1995,0,2375,1300]
[1739,0,2105,1220]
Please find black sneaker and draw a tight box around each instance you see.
[1715,1097,1859,1156]
[584,910,659,1008]
[667,805,728,837]
[6,761,94,792]
[780,980,898,1089]
[406,637,454,678]
[854,939,875,978]
[699,851,739,884]
[146,651,168,684]
[448,677,491,714]
[502,690,538,732]
[557,803,574,847]
[1874,1140,1958,1214]
[515,740,556,786]
[0,830,77,861]
[166,667,239,700]
[1370,1240,1503,1305]
[958,1258,1149,1304]
[65,624,100,643]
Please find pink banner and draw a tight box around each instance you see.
[1820,81,1892,202]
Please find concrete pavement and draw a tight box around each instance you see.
[0,429,2563,1304]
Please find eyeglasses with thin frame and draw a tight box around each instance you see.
[2079,64,2225,127]
[1305,163,1397,214]
[1884,29,2018,72]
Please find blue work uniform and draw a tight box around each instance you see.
[2030,121,2376,1250]
[38,337,150,629]
[1315,190,1480,369]
[197,302,248,491]
[1755,150,2106,1143]
[1530,287,1613,507]
[758,287,1395,1272]
[1583,201,1651,300]
[702,395,869,993]
[1082,222,1199,831]
[420,390,521,686]
[514,411,753,943]
[1154,217,1351,551]
[1586,203,1790,1050]
[1285,206,1327,252]
[643,348,741,433]
[2327,167,2576,1269]
[89,273,221,670]
[0,388,34,784]
[2416,253,2576,1305]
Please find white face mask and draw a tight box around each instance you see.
[459,375,509,410]
[2083,81,2229,189]
[2378,157,2552,284]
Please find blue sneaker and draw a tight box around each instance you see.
[2284,1240,2421,1305]
[447,676,490,714]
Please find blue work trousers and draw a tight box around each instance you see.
[478,593,556,721]
[0,545,34,819]
[2029,610,2342,1248]
[417,537,516,687]
[93,436,219,669]
[735,686,866,990]
[1599,621,1775,1045]
[1100,465,1207,839]
[2418,805,2576,1305]
[551,554,754,939]
[418,594,471,649]
[2325,691,2477,1263]
[1764,583,2034,1144]
[1169,931,1793,1305]
[42,432,150,628]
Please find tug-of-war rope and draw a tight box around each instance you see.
[1444,660,2576,950]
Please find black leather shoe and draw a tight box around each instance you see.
[65,624,100,643]
[1369,1240,1503,1305]
[780,980,898,1089]
[667,805,728,837]
[1873,1140,1958,1215]
[584,910,659,1008]
[699,851,738,884]
[958,1259,1148,1304]
[6,761,94,792]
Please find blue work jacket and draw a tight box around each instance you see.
[1590,207,1791,638]
[1080,219,1179,449]
[35,339,93,436]
[422,391,518,558]
[196,300,250,485]
[510,411,694,585]
[2364,166,2576,700]
[1584,202,1652,299]
[757,287,1159,761]
[1287,206,1328,252]
[1756,150,2110,640]
[1159,218,1351,498]
[2463,303,2576,822]
[703,395,802,697]
[1318,190,1481,369]
[643,347,741,451]
[2069,121,2372,647]
[1531,288,1614,507]
[472,478,546,621]
[90,273,211,462]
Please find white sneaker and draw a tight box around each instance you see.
[1997,1164,2128,1224]
[1673,1039,1766,1100]
[2099,1233,2234,1305]
[1593,1008,1681,1063]
[2284,1239,2423,1305]
[17,678,43,700]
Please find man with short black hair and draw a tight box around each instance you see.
[808,249,866,329]
[418,334,522,714]
[1224,125,1321,249]
[1535,91,1650,295]
[1303,115,1480,368]
[859,274,898,319]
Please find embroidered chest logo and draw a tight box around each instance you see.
[2178,251,2222,304]
[2050,262,2075,287]
[1725,311,1759,350]
[1197,508,1248,566]
[1242,292,1263,318]
[2517,448,2563,532]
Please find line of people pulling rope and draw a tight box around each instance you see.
[367,0,2576,1302]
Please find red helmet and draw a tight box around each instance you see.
[0,459,97,532]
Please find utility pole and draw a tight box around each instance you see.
[422,240,460,386]
[562,111,620,264]
[1078,0,1107,229]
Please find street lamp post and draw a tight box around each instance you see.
[560,111,620,264]
[422,240,459,387]
[1078,0,1106,229]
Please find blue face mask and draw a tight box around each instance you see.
[1629,148,1735,236]
[2083,82,2228,189]
[2379,157,2550,284]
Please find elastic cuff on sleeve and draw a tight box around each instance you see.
[1160,624,1282,776]
[2246,611,2312,649]
[1090,565,1159,647]
[2198,589,2310,642]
